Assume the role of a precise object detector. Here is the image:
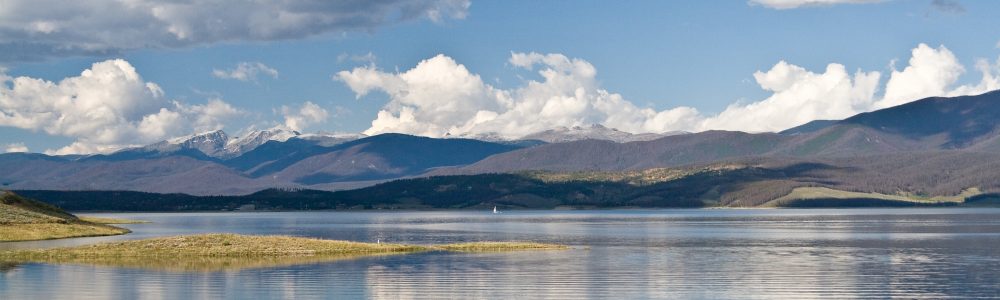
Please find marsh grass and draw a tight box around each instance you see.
[0,222,131,242]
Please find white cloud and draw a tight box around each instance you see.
[878,44,964,108]
[46,142,129,156]
[699,62,881,132]
[337,53,704,137]
[749,0,881,9]
[0,0,470,61]
[0,59,243,154]
[337,44,999,138]
[281,101,329,131]
[177,98,244,132]
[948,57,1000,97]
[212,62,279,82]
[2,143,28,153]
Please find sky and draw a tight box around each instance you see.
[1,0,999,154]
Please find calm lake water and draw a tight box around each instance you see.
[2,208,1000,299]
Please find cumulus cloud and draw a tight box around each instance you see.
[700,62,881,132]
[337,44,999,138]
[281,101,329,131]
[177,98,244,132]
[947,57,1000,97]
[337,53,704,137]
[749,0,882,9]
[212,62,279,82]
[710,44,970,131]
[878,44,964,108]
[2,143,28,153]
[0,0,470,61]
[0,59,243,154]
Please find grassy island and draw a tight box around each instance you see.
[4,233,429,258]
[0,233,569,271]
[1,191,136,242]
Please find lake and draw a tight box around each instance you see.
[2,208,1000,299]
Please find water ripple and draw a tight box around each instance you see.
[2,208,1000,299]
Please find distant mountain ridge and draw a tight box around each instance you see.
[783,90,1000,145]
[0,122,698,195]
[103,124,670,161]
[840,91,1000,148]
[0,133,527,195]
[225,133,523,181]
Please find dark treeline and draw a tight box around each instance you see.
[14,172,708,211]
[13,164,837,211]
[11,170,749,211]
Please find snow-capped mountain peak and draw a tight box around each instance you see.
[224,128,301,157]
[298,132,367,147]
[520,124,682,143]
[444,131,511,143]
[167,129,229,145]
[121,129,232,158]
[118,127,370,160]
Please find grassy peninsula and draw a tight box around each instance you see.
[1,191,136,242]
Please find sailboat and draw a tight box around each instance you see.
[493,206,501,214]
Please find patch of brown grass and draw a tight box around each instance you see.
[0,222,130,242]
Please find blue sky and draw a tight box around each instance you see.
[1,0,999,153]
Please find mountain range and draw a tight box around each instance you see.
[3,90,1000,206]
[441,90,1000,174]
[0,132,523,195]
